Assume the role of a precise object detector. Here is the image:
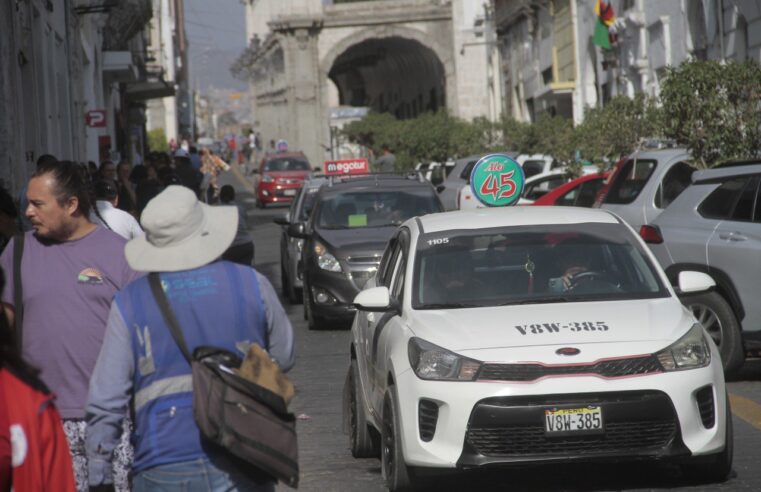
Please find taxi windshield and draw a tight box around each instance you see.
[316,190,439,229]
[412,223,667,309]
[263,158,310,172]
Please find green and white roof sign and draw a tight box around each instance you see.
[469,154,525,207]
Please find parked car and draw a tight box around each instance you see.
[253,152,312,207]
[516,153,562,178]
[642,161,761,376]
[291,174,443,329]
[274,174,327,303]
[436,155,485,211]
[414,160,455,185]
[531,172,610,207]
[345,206,730,491]
[596,149,696,229]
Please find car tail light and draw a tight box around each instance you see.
[639,225,663,244]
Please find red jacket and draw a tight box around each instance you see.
[0,368,75,492]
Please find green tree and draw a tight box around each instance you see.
[660,60,761,168]
[575,94,662,169]
[147,128,169,153]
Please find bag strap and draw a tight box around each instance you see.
[13,233,24,351]
[148,272,192,363]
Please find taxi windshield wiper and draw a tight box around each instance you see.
[417,302,485,310]
[498,297,573,305]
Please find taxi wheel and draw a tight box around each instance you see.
[681,393,733,483]
[683,291,744,377]
[347,360,380,458]
[382,387,417,492]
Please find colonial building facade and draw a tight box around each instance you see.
[239,0,503,166]
[495,0,761,124]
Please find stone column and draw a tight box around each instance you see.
[278,19,325,167]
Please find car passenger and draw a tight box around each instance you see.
[424,251,478,305]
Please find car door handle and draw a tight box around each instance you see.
[719,232,746,242]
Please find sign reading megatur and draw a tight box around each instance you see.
[323,158,369,176]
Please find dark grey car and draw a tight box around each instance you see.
[291,174,443,330]
[274,175,327,303]
[644,161,761,375]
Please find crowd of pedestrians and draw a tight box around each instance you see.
[0,147,291,492]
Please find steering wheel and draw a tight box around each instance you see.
[568,271,606,291]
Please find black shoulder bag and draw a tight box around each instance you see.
[148,273,299,488]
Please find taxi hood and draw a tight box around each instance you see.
[408,297,692,356]
[315,226,395,259]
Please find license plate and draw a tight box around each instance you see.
[544,406,603,435]
[284,189,296,196]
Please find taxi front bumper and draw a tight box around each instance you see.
[393,356,727,469]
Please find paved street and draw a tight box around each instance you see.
[222,167,761,492]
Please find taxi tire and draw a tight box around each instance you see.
[382,387,418,492]
[682,291,744,377]
[347,360,380,458]
[681,393,733,483]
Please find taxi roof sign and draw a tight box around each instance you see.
[324,158,370,176]
[469,154,525,207]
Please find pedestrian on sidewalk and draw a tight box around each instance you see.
[0,160,140,492]
[371,144,396,173]
[90,180,144,240]
[218,185,255,266]
[173,149,203,198]
[115,161,137,217]
[0,268,77,492]
[85,185,294,491]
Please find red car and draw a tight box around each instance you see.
[531,171,610,207]
[255,152,312,208]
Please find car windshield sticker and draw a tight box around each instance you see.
[470,154,525,207]
[514,322,610,335]
[348,214,368,227]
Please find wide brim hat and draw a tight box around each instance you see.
[126,185,237,272]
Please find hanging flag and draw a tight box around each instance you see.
[593,0,616,50]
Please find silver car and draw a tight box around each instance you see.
[275,175,327,303]
[599,148,696,230]
[644,161,761,376]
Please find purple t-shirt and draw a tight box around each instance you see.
[0,227,140,419]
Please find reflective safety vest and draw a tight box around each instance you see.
[117,261,267,473]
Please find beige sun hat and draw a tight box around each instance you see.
[125,185,238,272]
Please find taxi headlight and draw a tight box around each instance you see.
[656,324,711,371]
[408,338,481,381]
[314,241,341,272]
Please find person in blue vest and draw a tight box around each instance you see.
[84,185,295,492]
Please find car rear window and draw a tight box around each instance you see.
[522,160,545,178]
[604,159,657,204]
[263,157,310,172]
[699,176,760,221]
[460,161,478,181]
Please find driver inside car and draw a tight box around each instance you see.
[548,245,593,293]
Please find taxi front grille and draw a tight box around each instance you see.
[478,356,663,382]
[466,419,677,457]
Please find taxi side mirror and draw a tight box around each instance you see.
[353,286,399,313]
[678,271,715,294]
[287,222,308,238]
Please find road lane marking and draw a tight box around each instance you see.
[729,393,761,430]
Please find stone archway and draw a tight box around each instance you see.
[320,24,457,116]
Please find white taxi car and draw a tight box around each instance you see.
[344,207,731,491]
